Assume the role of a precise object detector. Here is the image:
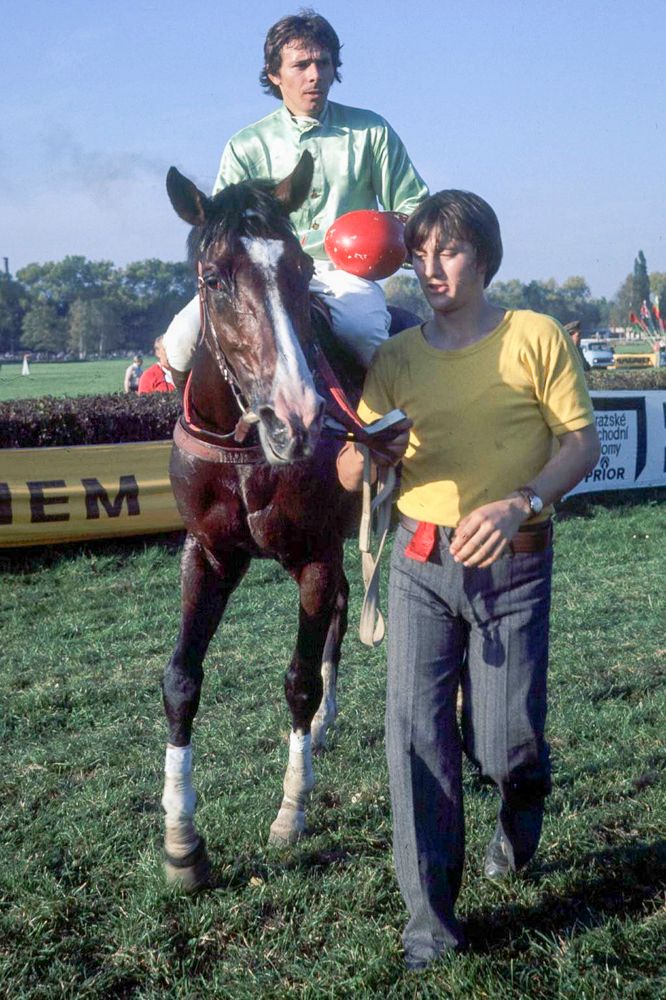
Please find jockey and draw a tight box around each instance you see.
[163,10,428,384]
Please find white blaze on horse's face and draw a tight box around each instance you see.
[241,236,322,440]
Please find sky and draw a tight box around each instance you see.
[2,0,665,301]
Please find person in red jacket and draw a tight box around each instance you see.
[138,337,176,394]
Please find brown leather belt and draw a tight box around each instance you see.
[399,514,552,555]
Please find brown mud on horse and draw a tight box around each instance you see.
[161,151,414,891]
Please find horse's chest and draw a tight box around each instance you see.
[240,466,334,554]
[172,444,344,562]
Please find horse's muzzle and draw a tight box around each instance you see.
[257,397,325,464]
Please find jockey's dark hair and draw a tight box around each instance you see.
[404,190,503,287]
[260,9,343,99]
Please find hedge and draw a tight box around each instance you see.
[585,368,666,390]
[0,368,664,449]
[0,393,182,449]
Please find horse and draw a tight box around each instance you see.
[160,151,413,891]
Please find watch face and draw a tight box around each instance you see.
[530,494,544,514]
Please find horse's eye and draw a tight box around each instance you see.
[203,271,229,293]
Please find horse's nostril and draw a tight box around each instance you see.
[258,405,284,436]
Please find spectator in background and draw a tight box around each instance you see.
[564,321,591,371]
[124,354,144,393]
[138,337,176,394]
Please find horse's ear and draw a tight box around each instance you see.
[273,151,314,214]
[166,167,211,227]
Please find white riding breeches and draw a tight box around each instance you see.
[163,296,201,374]
[309,261,390,367]
[162,262,390,373]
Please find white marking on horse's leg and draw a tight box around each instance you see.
[268,731,315,844]
[311,654,338,751]
[312,588,344,749]
[162,743,200,859]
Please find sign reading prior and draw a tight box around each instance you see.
[566,390,665,496]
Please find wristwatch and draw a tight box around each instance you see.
[515,486,544,516]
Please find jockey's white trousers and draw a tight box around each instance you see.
[162,261,391,372]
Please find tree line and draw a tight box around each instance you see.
[1,250,664,357]
[0,257,195,357]
[385,250,666,333]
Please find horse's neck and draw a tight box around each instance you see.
[188,345,240,436]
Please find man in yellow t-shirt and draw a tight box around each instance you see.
[337,190,600,969]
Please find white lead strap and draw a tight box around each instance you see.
[358,448,396,647]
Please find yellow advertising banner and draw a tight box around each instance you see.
[0,440,183,547]
[612,353,656,368]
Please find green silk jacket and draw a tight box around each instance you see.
[212,100,428,261]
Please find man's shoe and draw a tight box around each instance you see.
[484,829,510,880]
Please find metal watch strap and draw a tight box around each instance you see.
[515,486,542,515]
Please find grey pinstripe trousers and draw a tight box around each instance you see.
[386,523,553,962]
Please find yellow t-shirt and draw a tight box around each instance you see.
[357,310,595,526]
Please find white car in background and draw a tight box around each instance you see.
[580,339,615,369]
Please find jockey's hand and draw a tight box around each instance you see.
[449,498,529,568]
[369,417,412,467]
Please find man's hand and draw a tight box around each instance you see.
[336,416,412,491]
[449,497,528,568]
[369,416,413,467]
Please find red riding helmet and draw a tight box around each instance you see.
[324,210,407,280]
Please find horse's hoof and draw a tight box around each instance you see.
[164,838,211,893]
[268,809,306,845]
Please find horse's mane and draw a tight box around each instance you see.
[187,179,297,267]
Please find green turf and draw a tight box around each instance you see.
[0,358,157,402]
[612,340,657,355]
[0,494,664,998]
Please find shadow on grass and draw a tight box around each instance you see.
[0,530,186,574]
[188,833,391,894]
[555,485,665,521]
[465,837,666,954]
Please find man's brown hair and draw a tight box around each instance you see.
[404,190,503,288]
[260,9,343,98]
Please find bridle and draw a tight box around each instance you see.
[194,259,261,442]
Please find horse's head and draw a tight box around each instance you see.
[167,152,325,464]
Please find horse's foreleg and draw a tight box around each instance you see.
[162,535,249,890]
[269,559,341,844]
[311,574,349,750]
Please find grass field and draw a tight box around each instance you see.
[1,358,664,996]
[612,340,656,355]
[0,490,664,998]
[0,358,156,402]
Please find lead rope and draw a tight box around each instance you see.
[358,448,396,647]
